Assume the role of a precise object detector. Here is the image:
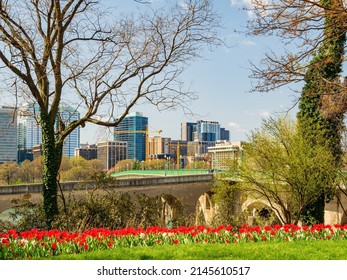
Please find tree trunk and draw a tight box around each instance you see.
[40,113,63,228]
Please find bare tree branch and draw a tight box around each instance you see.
[244,0,347,116]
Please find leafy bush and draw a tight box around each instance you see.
[5,187,167,232]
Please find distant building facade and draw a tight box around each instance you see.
[97,141,127,170]
[17,103,41,150]
[181,120,230,158]
[187,141,215,158]
[167,140,188,158]
[148,136,171,157]
[75,144,97,160]
[208,141,243,170]
[181,122,195,142]
[195,120,221,142]
[0,106,17,163]
[114,112,148,161]
[17,103,41,163]
[32,144,42,159]
[220,127,230,141]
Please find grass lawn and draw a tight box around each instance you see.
[46,240,347,260]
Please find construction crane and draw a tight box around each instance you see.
[114,126,162,161]
[166,140,188,170]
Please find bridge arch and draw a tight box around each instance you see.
[195,191,215,225]
[159,194,183,228]
[241,198,284,224]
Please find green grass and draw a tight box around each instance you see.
[45,240,347,260]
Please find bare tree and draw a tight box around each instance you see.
[244,0,347,115]
[0,0,222,227]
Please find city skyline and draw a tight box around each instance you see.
[0,102,234,169]
[0,1,310,147]
[79,0,302,145]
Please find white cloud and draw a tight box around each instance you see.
[228,121,245,132]
[257,110,271,118]
[244,109,271,118]
[242,39,256,46]
[230,0,253,6]
[230,0,269,19]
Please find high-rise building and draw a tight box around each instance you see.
[97,141,127,170]
[18,102,80,159]
[114,112,148,161]
[195,120,220,142]
[181,120,231,159]
[182,120,229,143]
[220,127,230,141]
[17,103,41,162]
[0,106,17,163]
[58,103,80,158]
[17,103,41,150]
[181,122,196,142]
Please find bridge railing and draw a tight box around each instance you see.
[110,169,211,178]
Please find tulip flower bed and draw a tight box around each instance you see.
[1,223,347,260]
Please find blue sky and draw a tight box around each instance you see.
[81,0,301,144]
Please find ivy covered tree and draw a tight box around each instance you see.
[0,0,221,227]
[244,0,346,223]
[297,0,346,223]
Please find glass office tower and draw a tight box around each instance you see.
[114,112,148,161]
[58,103,80,158]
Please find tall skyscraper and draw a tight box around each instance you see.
[0,106,17,163]
[182,120,229,142]
[114,112,148,161]
[58,103,80,158]
[195,120,221,142]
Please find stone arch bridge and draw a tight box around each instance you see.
[0,174,213,225]
[0,174,346,225]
